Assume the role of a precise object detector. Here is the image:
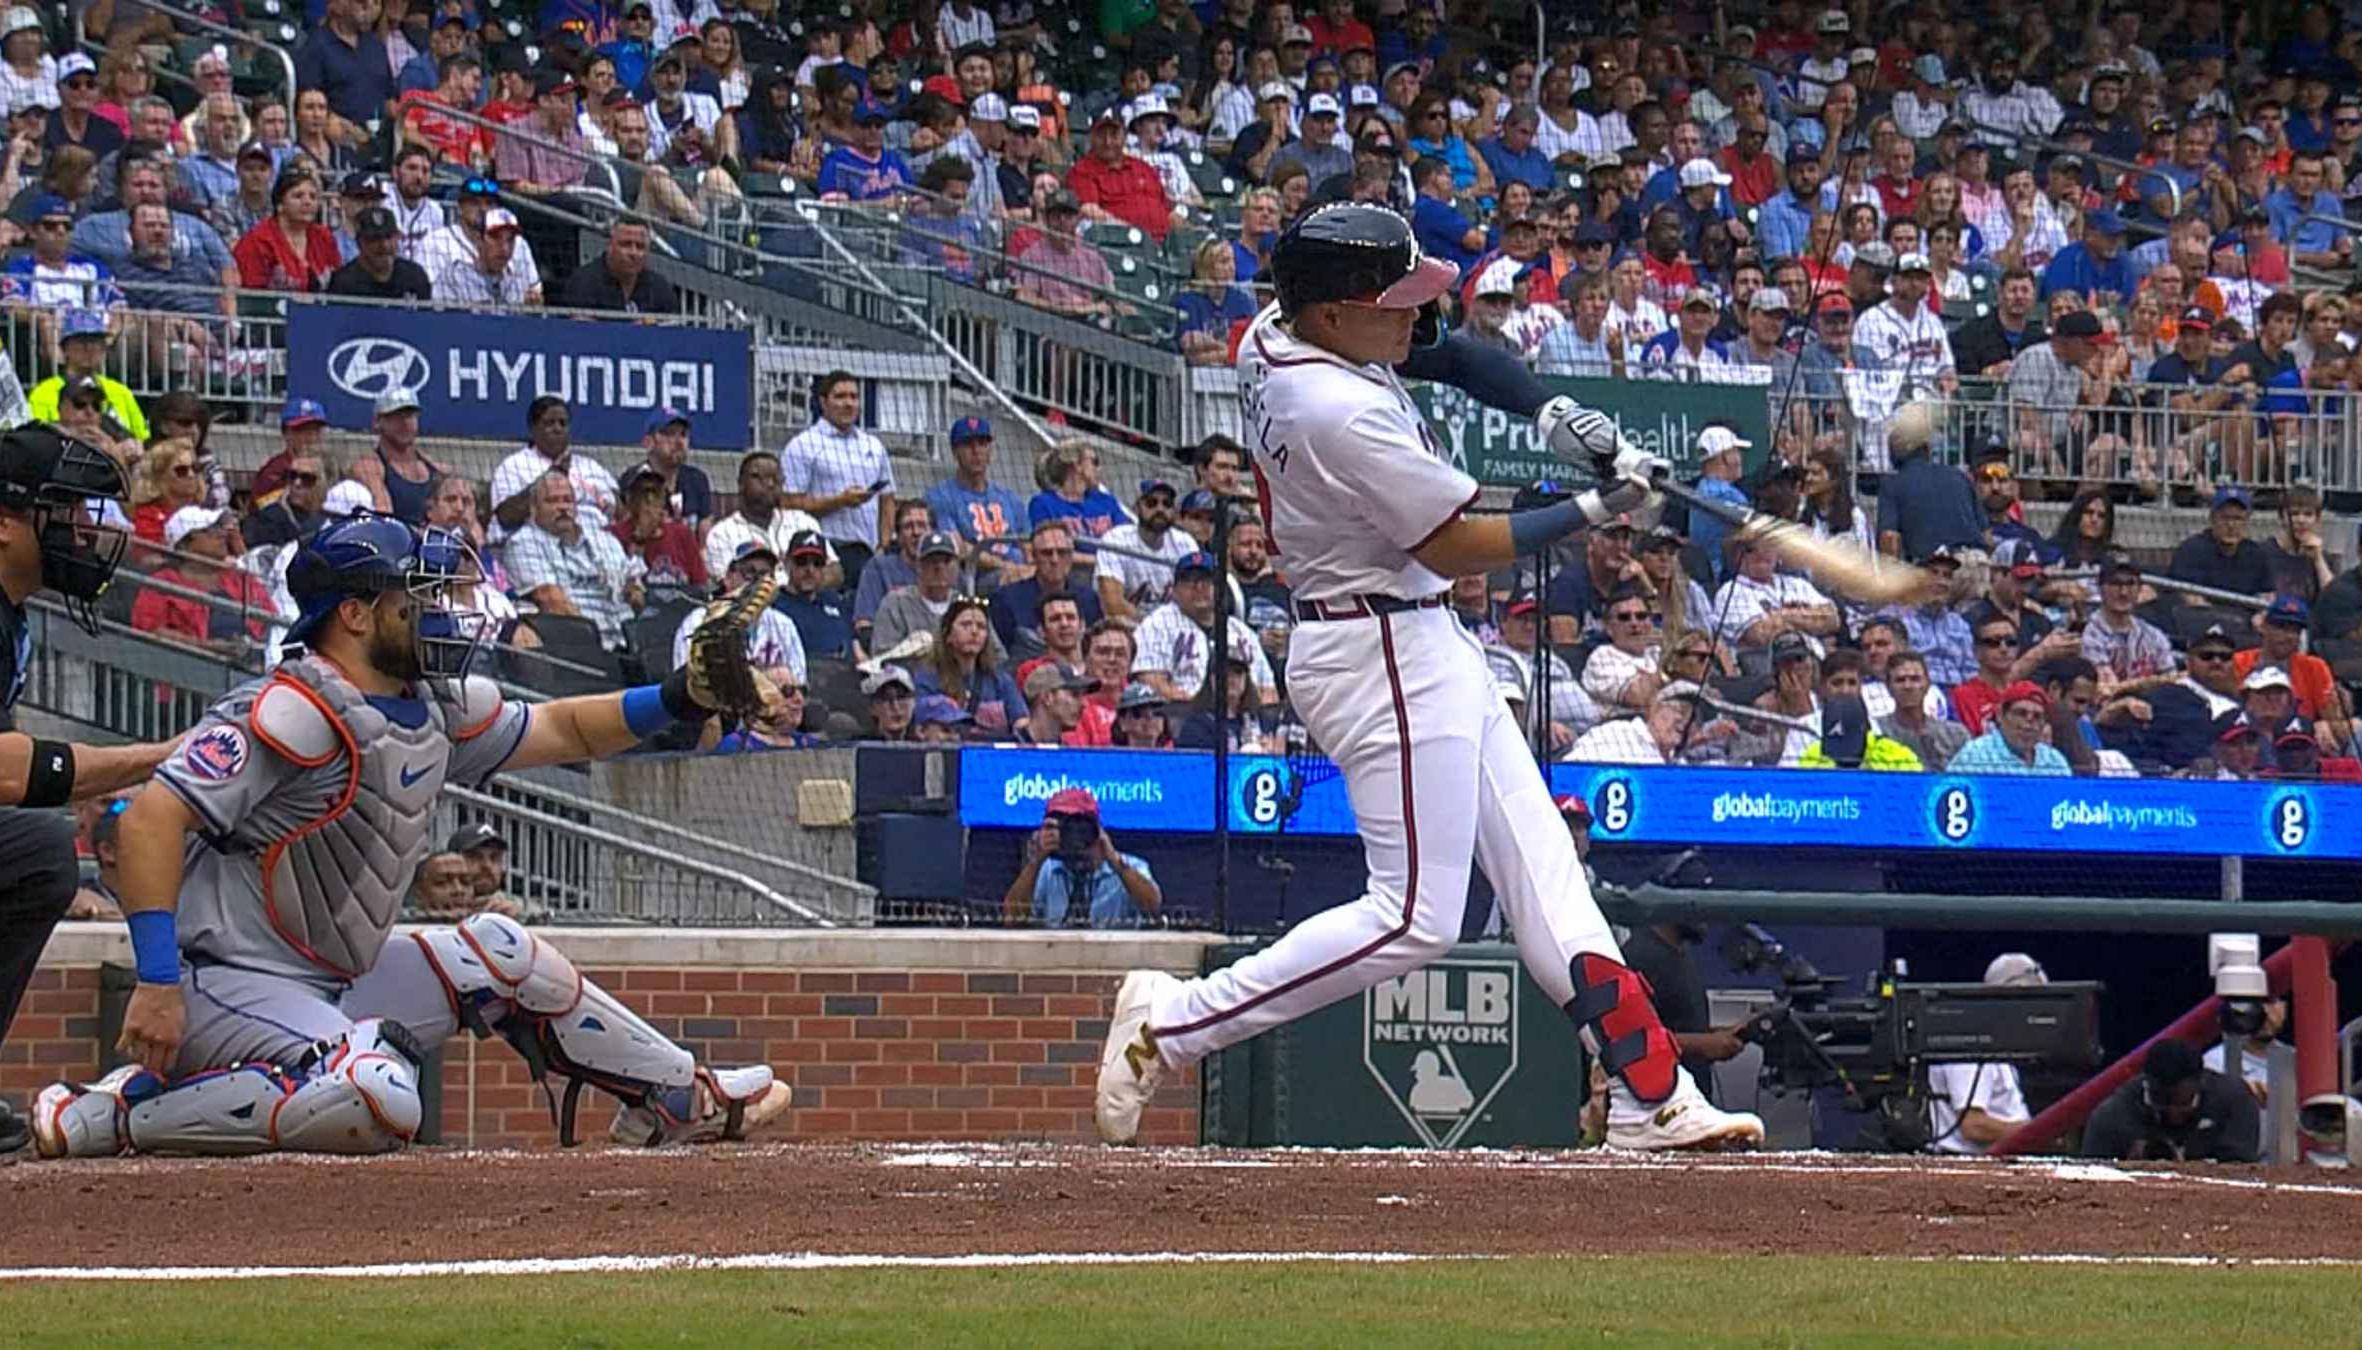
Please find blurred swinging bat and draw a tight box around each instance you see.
[1650,477,1932,606]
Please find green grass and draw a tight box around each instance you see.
[3,1255,2355,1347]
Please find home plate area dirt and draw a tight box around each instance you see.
[5,1144,2361,1269]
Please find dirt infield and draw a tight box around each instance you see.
[7,1143,2362,1271]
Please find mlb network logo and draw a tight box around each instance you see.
[1362,960,1520,1148]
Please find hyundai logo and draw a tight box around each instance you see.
[326,338,431,403]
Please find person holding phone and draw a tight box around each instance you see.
[781,368,895,594]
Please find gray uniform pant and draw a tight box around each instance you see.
[174,942,462,1077]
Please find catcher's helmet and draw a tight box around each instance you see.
[285,510,489,679]
[0,422,128,634]
[1268,203,1460,319]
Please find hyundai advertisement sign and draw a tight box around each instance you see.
[289,303,754,449]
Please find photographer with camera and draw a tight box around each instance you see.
[1001,787,1163,929]
[2081,1038,2261,1164]
[1923,953,2043,1155]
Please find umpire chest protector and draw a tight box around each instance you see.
[231,656,501,980]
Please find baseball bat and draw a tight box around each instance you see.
[1651,477,1931,606]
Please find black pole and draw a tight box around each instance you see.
[1210,500,1236,931]
[1531,529,1553,761]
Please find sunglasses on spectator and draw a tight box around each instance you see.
[62,76,96,89]
[2190,647,2233,661]
[1975,633,2014,648]
[2340,117,2362,128]
[287,470,321,486]
[170,462,197,477]
[1609,608,1654,623]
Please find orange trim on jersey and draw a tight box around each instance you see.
[253,672,366,980]
[449,689,504,742]
[248,678,340,767]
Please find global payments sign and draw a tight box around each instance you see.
[290,303,754,449]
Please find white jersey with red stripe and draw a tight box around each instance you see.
[1235,303,1478,605]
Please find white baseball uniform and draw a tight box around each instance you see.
[1140,305,1704,1130]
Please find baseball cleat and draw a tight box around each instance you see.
[1095,969,1178,1145]
[1605,1090,1765,1152]
[611,1066,792,1146]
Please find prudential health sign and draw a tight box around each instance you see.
[288,303,754,449]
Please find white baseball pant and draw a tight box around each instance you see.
[1146,604,1673,1120]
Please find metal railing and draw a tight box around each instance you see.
[438,782,835,927]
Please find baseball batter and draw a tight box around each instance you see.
[32,514,792,1157]
[1095,204,1763,1151]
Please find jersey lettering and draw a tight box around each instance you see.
[966,502,1010,539]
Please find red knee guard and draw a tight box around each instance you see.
[1565,953,1680,1104]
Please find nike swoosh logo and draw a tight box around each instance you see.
[399,763,433,788]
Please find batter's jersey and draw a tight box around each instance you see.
[155,667,530,985]
[1234,304,1476,604]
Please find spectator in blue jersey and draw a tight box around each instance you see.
[817,99,910,202]
[1027,439,1130,542]
[1408,156,1484,269]
[2265,152,2352,272]
[1477,106,1555,195]
[1755,145,1823,264]
[925,417,1029,580]
[594,1,659,99]
[1175,236,1258,365]
[900,157,983,282]
[1686,425,1753,584]
[2039,209,2133,307]
[1,194,124,313]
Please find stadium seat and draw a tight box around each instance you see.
[628,600,699,675]
[805,656,872,734]
[512,614,628,696]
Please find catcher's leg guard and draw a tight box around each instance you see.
[1564,953,1679,1105]
[411,913,783,1145]
[32,1020,423,1158]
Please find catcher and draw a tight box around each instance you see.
[32,512,793,1157]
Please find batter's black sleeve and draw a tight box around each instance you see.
[0,807,85,1053]
[1396,330,1551,418]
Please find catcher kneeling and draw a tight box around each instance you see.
[33,513,793,1157]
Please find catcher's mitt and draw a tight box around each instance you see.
[682,575,781,721]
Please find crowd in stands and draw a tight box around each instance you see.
[3,1,2361,783]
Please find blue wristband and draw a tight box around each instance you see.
[1507,496,1591,556]
[622,684,670,738]
[126,910,179,985]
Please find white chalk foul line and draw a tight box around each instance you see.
[0,1251,1467,1283]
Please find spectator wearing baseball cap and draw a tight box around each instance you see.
[2233,594,2348,744]
[613,461,711,600]
[2165,485,2274,605]
[1946,681,2070,776]
[24,309,146,445]
[2039,209,2133,307]
[1069,98,1173,241]
[816,96,915,203]
[673,539,806,681]
[926,416,1029,581]
[495,68,594,196]
[619,406,712,531]
[910,693,974,744]
[858,665,919,741]
[1003,785,1162,928]
[326,204,433,300]
[130,503,276,651]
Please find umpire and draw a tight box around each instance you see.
[0,423,179,1153]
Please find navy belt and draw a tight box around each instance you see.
[1293,594,1448,622]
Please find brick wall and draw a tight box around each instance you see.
[437,967,1197,1148]
[14,927,1218,1149]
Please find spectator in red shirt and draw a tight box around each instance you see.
[1304,0,1374,57]
[234,171,341,292]
[129,438,206,549]
[1871,136,1919,220]
[1717,112,1780,207]
[132,505,277,654]
[1950,612,2022,735]
[1067,106,1173,242]
[611,464,710,599]
[397,52,490,169]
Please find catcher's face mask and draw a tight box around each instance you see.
[404,526,495,681]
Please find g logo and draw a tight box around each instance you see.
[326,337,430,403]
[1933,784,1975,844]
[2271,793,2311,852]
[1243,767,1283,826]
[1595,776,1634,833]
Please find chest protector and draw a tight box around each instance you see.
[244,656,501,979]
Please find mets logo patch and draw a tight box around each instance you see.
[184,725,250,782]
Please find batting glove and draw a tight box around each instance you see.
[1535,396,1627,467]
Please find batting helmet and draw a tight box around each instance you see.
[284,511,490,679]
[1268,203,1460,320]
